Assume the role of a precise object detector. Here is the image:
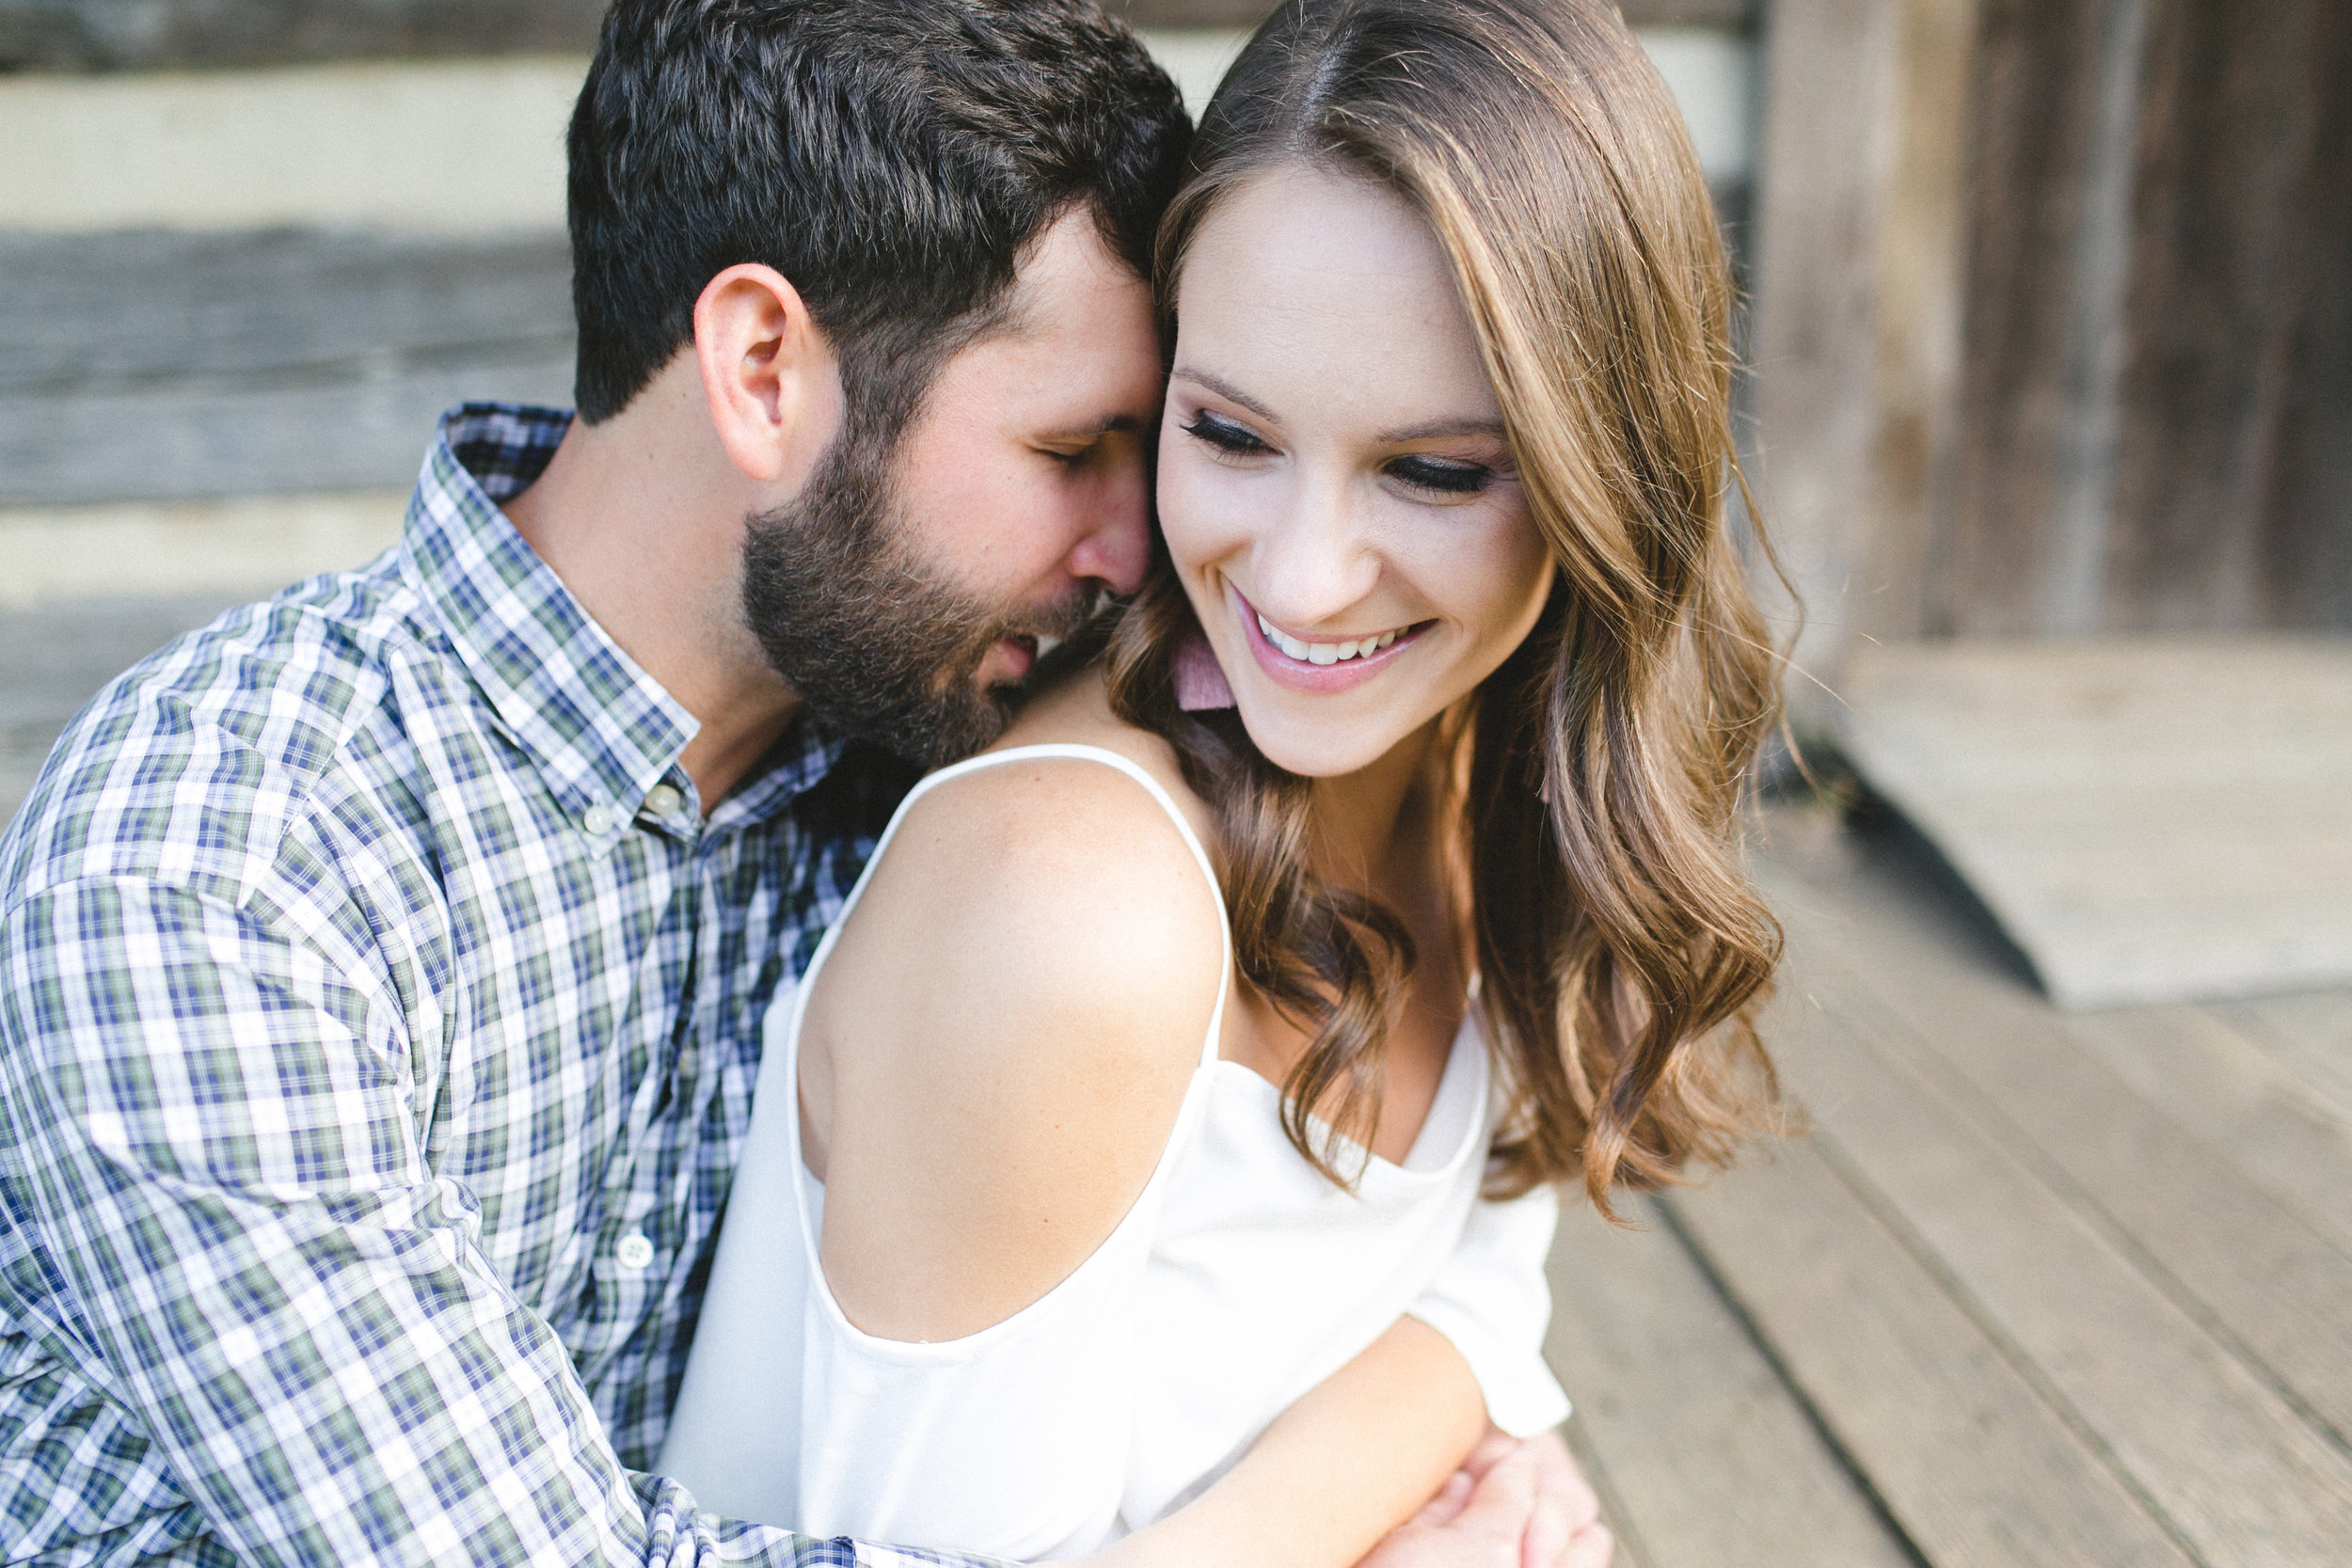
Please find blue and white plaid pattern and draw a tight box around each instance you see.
[0,405,982,1566]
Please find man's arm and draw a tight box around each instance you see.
[0,873,993,1568]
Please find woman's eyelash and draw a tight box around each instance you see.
[1183,412,1270,456]
[1388,455,1493,495]
[1184,413,1492,496]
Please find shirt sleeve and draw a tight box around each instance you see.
[1405,1181,1572,1436]
[0,874,1003,1568]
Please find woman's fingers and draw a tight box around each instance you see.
[1560,1522,1614,1568]
[1354,1450,1536,1567]
[1461,1423,1521,1481]
[1410,1468,1475,1528]
[1523,1429,1599,1532]
[1455,1442,1540,1528]
[1520,1495,1569,1568]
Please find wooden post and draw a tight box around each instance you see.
[1747,0,1980,722]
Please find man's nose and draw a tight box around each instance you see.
[1064,457,1153,596]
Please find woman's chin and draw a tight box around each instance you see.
[1231,701,1411,782]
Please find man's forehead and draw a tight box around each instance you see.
[999,206,1152,333]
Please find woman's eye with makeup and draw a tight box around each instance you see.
[1387,454,1494,496]
[1183,411,1272,457]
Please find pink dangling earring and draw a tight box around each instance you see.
[1173,628,1237,711]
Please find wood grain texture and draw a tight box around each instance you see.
[1544,1195,1917,1568]
[1746,0,1977,716]
[1761,847,2352,1470]
[0,0,606,71]
[1836,637,2352,1006]
[1933,0,2352,635]
[0,230,573,504]
[0,0,1757,71]
[2064,1006,2352,1259]
[2216,994,2352,1123]
[2250,0,2352,630]
[0,230,573,398]
[1662,1133,2192,1568]
[1937,0,2137,635]
[1751,862,2352,1561]
[2106,0,2340,630]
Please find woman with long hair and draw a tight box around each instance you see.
[662,1,1787,1560]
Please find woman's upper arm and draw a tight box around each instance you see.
[807,757,1224,1343]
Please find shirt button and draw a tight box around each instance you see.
[643,783,685,818]
[580,804,616,835]
[615,1233,655,1271]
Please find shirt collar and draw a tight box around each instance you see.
[399,403,848,837]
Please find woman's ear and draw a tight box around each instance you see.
[693,262,840,485]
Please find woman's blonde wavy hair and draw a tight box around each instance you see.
[1106,0,1788,1216]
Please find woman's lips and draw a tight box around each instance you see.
[1232,584,1428,694]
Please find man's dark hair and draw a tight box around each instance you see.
[567,0,1190,431]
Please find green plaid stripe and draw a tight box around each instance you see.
[0,406,961,1566]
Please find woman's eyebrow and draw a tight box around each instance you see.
[1171,367,1279,423]
[1378,415,1509,444]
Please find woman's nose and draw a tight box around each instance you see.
[1246,474,1381,628]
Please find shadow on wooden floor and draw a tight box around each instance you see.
[1543,798,2352,1567]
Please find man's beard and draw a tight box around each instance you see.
[740,427,1098,769]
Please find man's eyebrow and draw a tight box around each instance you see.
[1040,412,1151,442]
[1171,367,1279,423]
[1376,415,1509,444]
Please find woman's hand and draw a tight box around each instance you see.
[1359,1428,1612,1568]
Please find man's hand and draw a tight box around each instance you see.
[1359,1428,1612,1568]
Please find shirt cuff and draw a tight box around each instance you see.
[1409,1296,1573,1436]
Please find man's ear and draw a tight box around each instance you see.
[693,263,839,485]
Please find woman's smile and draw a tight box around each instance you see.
[1232,581,1433,692]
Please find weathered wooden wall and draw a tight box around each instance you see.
[1947,0,2352,636]
[0,231,574,504]
[0,0,1755,71]
[1757,0,2352,697]
[1,0,1757,512]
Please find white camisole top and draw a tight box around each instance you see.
[660,744,1567,1560]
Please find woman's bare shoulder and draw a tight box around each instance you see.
[804,673,1229,1341]
[991,663,1210,839]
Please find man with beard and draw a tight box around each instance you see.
[0,2,1590,1565]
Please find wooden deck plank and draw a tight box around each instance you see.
[1759,838,2352,1459]
[2063,1004,2352,1258]
[1836,638,2352,1006]
[1661,1134,2192,1568]
[2214,992,2352,1122]
[1752,835,2352,1561]
[1550,1418,1649,1568]
[1544,1195,1917,1568]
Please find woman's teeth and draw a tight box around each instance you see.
[1257,612,1403,666]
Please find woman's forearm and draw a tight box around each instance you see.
[1082,1315,1488,1568]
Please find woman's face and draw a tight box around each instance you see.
[1157,163,1555,781]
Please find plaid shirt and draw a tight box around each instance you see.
[0,405,991,1567]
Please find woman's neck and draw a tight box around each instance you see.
[1307,717,1451,895]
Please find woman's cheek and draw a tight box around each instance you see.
[1158,452,1248,582]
